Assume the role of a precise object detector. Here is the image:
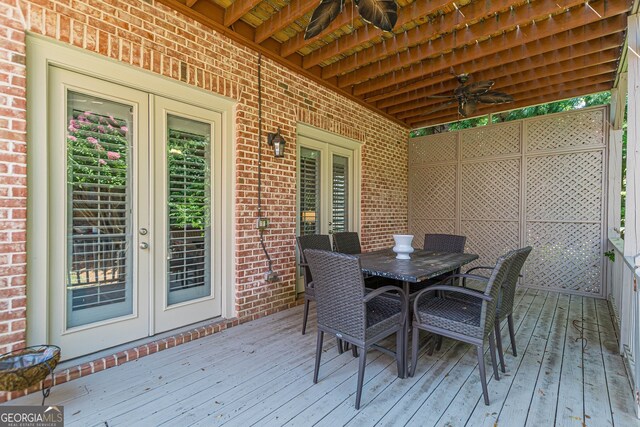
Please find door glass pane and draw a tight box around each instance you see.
[167,115,212,306]
[332,155,349,233]
[299,148,320,235]
[66,91,133,328]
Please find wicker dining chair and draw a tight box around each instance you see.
[332,232,362,254]
[296,234,332,335]
[462,246,533,372]
[332,231,391,290]
[410,249,518,405]
[400,233,469,321]
[304,249,407,410]
[423,233,467,253]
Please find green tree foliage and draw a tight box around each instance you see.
[167,130,210,230]
[491,92,611,123]
[67,111,128,188]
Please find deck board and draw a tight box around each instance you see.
[556,295,586,427]
[524,293,571,427]
[6,289,639,427]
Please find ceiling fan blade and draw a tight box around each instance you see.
[458,100,478,117]
[462,80,494,95]
[476,91,514,104]
[425,100,458,115]
[425,94,457,99]
[304,0,345,40]
[355,0,398,32]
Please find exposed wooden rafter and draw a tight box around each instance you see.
[344,0,628,91]
[163,0,631,127]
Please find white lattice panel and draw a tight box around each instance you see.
[409,165,456,219]
[462,220,520,270]
[409,133,458,164]
[526,151,603,222]
[461,122,521,159]
[461,159,520,221]
[410,219,456,249]
[526,222,602,294]
[525,109,606,152]
[408,106,607,298]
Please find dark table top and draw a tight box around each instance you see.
[358,249,479,283]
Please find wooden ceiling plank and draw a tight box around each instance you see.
[369,30,624,105]
[186,0,199,7]
[385,46,620,113]
[350,6,628,96]
[327,0,591,80]
[397,66,617,119]
[224,0,258,27]
[302,0,452,69]
[254,0,317,44]
[407,82,611,126]
[155,0,409,128]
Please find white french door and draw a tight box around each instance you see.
[153,97,222,333]
[48,68,221,359]
[296,130,360,293]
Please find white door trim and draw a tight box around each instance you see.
[295,123,362,293]
[26,35,236,353]
[296,123,362,235]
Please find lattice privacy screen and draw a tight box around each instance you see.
[408,107,608,297]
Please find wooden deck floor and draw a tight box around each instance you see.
[8,289,640,426]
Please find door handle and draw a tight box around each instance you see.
[139,242,149,249]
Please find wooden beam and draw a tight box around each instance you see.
[186,0,198,7]
[254,0,317,44]
[189,0,225,24]
[328,0,592,82]
[369,30,624,105]
[155,0,409,128]
[384,47,620,115]
[224,0,257,27]
[301,0,452,69]
[406,82,611,127]
[399,69,616,121]
[350,2,628,96]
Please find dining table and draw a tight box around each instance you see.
[358,248,479,378]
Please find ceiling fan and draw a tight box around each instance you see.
[427,74,514,117]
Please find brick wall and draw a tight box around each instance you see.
[0,1,28,353]
[0,0,408,354]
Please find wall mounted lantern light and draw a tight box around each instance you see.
[268,127,286,158]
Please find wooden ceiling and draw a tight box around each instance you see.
[158,0,632,128]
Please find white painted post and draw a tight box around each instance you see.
[609,73,626,238]
[608,76,626,351]
[625,14,640,416]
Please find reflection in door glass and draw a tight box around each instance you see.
[332,155,349,233]
[299,148,320,235]
[66,91,133,328]
[167,115,212,306]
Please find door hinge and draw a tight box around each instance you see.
[634,276,638,292]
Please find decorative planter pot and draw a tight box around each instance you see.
[393,234,415,259]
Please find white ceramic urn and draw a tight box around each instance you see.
[392,234,415,259]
